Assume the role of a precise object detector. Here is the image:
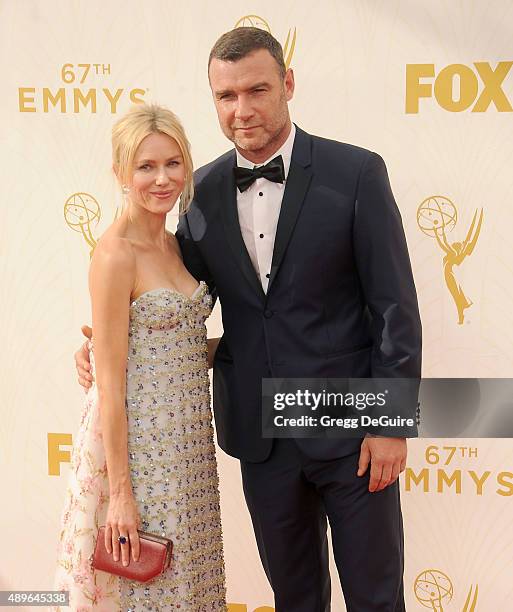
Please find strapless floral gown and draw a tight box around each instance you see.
[54,282,226,611]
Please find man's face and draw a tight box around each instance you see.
[209,49,294,158]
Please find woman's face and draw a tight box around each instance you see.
[128,132,185,214]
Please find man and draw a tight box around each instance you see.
[77,27,421,611]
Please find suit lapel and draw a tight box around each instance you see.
[218,154,266,301]
[268,127,313,291]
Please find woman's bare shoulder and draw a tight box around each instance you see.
[93,236,134,267]
[90,221,136,286]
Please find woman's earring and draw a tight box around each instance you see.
[122,184,130,195]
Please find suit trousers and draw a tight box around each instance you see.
[240,439,406,612]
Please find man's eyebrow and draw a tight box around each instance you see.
[249,81,271,90]
[214,88,234,98]
[215,82,271,97]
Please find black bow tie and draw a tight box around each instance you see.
[234,155,285,193]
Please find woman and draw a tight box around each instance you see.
[54,104,226,610]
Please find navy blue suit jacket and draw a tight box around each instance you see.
[176,126,422,462]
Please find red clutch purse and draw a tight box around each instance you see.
[92,526,173,583]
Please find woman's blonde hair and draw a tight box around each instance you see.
[112,103,194,214]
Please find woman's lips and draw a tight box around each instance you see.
[151,191,172,199]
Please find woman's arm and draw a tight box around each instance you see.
[89,236,140,566]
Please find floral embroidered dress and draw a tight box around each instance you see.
[54,282,226,611]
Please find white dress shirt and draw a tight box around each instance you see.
[236,124,296,293]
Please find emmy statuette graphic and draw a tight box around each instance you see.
[64,192,101,258]
[417,196,483,325]
[414,569,478,611]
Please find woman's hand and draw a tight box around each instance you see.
[104,492,141,566]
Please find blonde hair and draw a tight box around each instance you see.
[112,103,194,214]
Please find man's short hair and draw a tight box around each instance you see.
[208,27,286,79]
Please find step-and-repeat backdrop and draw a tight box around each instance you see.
[1,1,512,610]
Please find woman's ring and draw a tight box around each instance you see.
[118,535,128,545]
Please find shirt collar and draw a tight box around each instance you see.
[235,123,296,180]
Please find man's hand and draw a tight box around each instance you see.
[357,436,407,493]
[75,325,93,390]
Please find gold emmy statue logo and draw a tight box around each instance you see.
[414,569,478,611]
[417,196,483,325]
[64,192,101,258]
[234,15,297,69]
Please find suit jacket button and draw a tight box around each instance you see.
[264,309,274,319]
